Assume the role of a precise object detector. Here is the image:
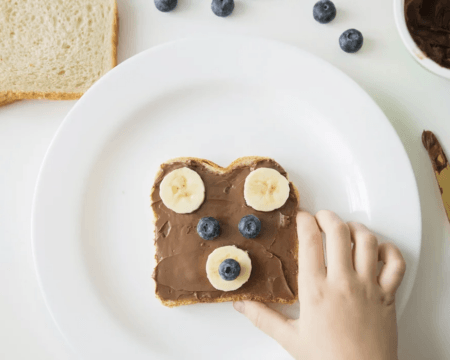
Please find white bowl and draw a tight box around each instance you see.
[394,0,450,79]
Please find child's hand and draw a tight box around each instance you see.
[233,210,406,360]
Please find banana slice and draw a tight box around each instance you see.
[159,167,205,214]
[244,168,290,212]
[206,246,252,291]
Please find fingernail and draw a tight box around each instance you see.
[233,301,245,313]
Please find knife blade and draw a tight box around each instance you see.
[422,130,450,223]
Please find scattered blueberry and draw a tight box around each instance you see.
[339,29,364,53]
[197,217,221,240]
[313,0,336,24]
[155,0,177,12]
[211,0,234,17]
[238,215,262,239]
[219,259,241,281]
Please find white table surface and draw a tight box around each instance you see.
[1,0,449,359]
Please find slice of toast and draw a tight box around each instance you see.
[0,0,118,101]
[151,157,299,307]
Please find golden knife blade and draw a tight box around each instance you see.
[422,130,450,222]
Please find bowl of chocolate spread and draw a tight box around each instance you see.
[394,0,450,79]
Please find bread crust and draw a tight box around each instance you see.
[0,99,18,107]
[151,156,300,307]
[0,0,119,103]
[112,0,119,68]
[0,91,84,101]
[0,93,20,107]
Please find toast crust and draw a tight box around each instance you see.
[151,156,300,308]
[0,0,119,103]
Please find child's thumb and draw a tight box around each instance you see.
[233,301,298,354]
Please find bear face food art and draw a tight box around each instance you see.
[151,157,299,307]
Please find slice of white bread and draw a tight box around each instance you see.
[0,0,118,102]
[151,157,300,307]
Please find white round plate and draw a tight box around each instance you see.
[32,37,421,359]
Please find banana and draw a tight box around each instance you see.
[206,246,252,291]
[244,168,290,212]
[159,167,205,214]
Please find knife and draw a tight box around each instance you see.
[422,130,450,223]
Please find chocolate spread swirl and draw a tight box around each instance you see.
[151,159,298,303]
[405,0,450,68]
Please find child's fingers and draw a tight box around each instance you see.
[315,210,353,276]
[348,222,378,281]
[378,243,406,296]
[233,301,297,354]
[297,211,326,279]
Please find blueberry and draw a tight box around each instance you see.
[339,29,364,53]
[197,217,220,240]
[313,0,336,24]
[211,0,234,17]
[154,0,177,12]
[219,259,241,281]
[238,215,261,239]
